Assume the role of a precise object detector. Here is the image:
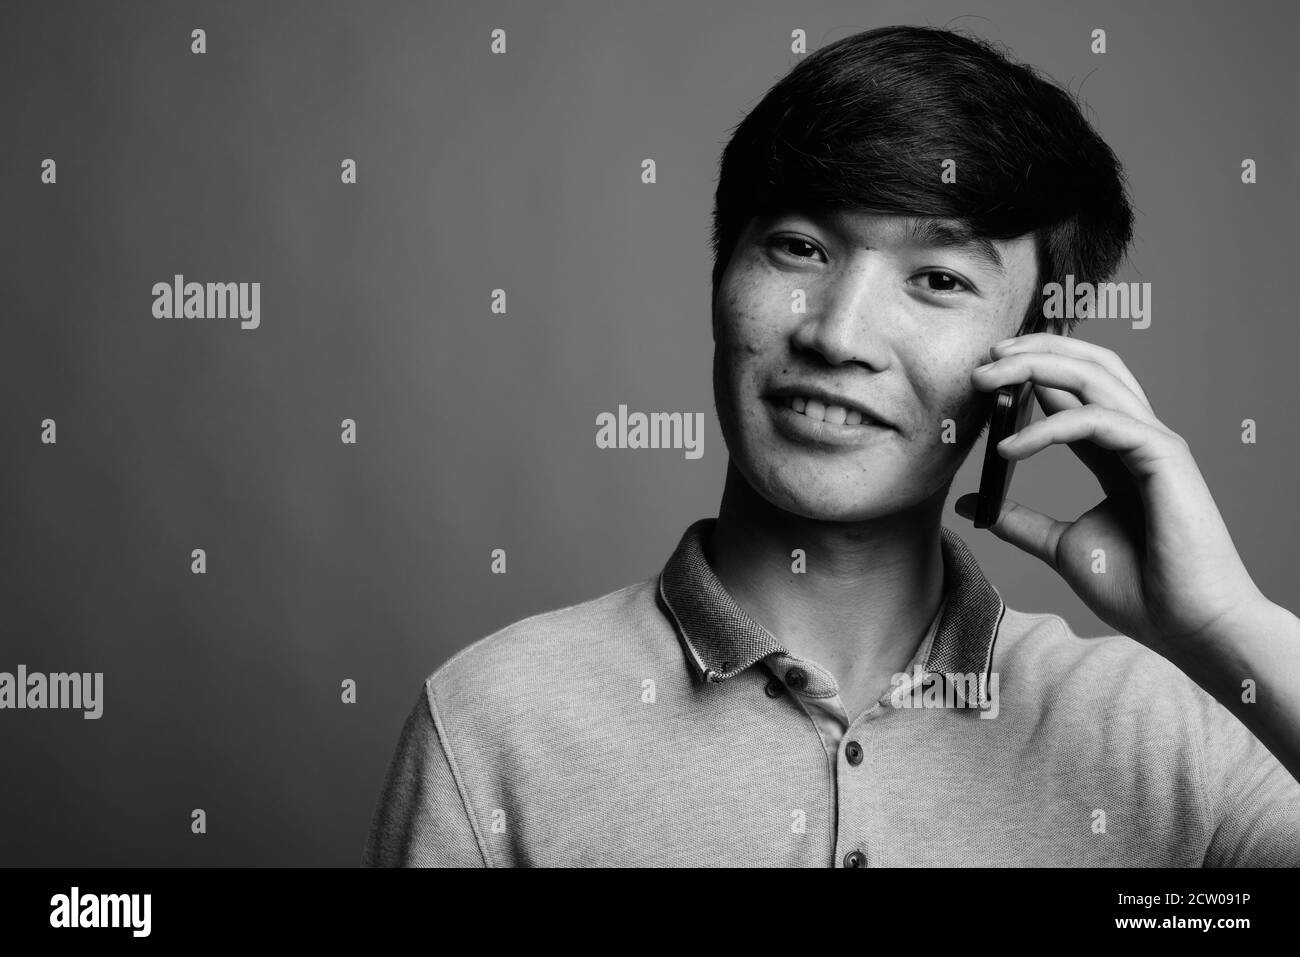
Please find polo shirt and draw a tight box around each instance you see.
[362,517,1300,867]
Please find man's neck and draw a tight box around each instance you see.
[707,461,948,710]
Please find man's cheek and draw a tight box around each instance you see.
[935,390,992,453]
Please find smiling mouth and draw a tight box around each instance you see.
[778,394,886,428]
[764,394,895,448]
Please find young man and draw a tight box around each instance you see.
[364,25,1300,866]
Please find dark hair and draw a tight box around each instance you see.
[709,25,1135,335]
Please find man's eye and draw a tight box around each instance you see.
[767,237,825,261]
[914,270,973,294]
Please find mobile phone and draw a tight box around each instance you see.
[974,381,1035,529]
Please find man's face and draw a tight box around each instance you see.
[712,207,1040,522]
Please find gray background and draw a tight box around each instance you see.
[1,0,1296,866]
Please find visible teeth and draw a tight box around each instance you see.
[785,394,873,426]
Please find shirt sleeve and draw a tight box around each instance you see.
[1197,686,1300,866]
[362,680,488,867]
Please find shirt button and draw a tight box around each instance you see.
[845,740,863,765]
[844,850,867,868]
[764,676,784,698]
[785,667,808,691]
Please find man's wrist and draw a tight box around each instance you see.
[1167,594,1299,699]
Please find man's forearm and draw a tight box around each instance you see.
[1166,597,1300,785]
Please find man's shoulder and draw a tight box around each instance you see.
[420,574,669,710]
[998,604,1149,662]
[995,604,1211,716]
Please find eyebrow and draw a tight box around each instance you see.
[900,217,1006,276]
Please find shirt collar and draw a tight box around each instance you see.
[657,517,1004,693]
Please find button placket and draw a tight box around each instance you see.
[836,716,872,871]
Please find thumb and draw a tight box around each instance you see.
[953,493,1065,570]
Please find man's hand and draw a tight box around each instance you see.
[955,332,1286,657]
[954,331,1300,782]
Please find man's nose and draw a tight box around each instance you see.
[790,261,893,368]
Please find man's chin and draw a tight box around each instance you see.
[756,479,918,524]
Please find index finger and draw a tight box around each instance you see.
[991,333,1154,414]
